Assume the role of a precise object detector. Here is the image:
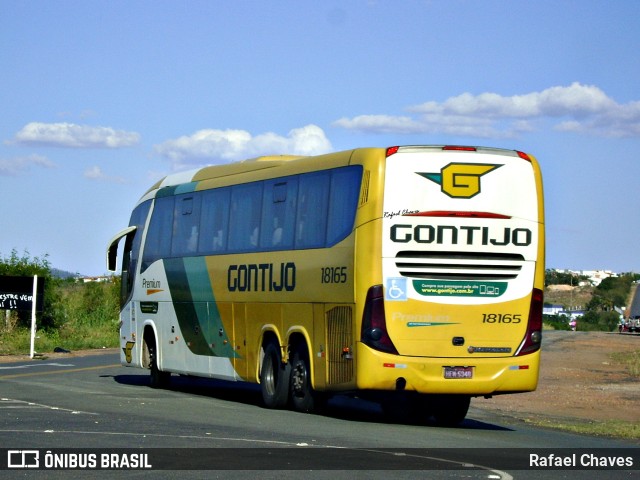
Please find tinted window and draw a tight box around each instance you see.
[260,177,298,249]
[142,196,174,270]
[139,165,362,265]
[327,167,362,245]
[199,188,231,253]
[296,172,330,249]
[229,183,263,252]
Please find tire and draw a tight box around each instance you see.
[430,395,470,427]
[290,346,322,413]
[260,342,290,408]
[146,338,170,389]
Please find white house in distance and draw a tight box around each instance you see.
[553,269,617,286]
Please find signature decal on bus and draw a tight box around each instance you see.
[142,278,164,295]
[228,262,296,292]
[418,163,502,199]
[383,209,419,220]
[390,224,532,247]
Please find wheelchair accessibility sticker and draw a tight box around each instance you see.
[385,278,407,301]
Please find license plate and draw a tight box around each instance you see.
[444,366,473,379]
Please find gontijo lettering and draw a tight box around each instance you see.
[390,224,532,247]
[228,262,296,292]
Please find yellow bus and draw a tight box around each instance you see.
[107,145,544,425]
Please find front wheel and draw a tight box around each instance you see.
[145,338,170,389]
[260,342,290,408]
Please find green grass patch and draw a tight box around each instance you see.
[611,350,640,377]
[0,279,120,356]
[524,418,640,441]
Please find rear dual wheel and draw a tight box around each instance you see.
[260,342,290,408]
[261,341,325,413]
[290,348,315,412]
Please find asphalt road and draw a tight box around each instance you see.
[0,351,637,479]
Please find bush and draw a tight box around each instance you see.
[0,249,121,354]
[580,310,620,332]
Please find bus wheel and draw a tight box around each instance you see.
[260,342,290,409]
[290,346,320,413]
[145,337,170,389]
[430,395,470,427]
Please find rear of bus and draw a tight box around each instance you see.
[357,146,544,399]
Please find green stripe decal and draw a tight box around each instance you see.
[407,322,459,327]
[164,257,238,358]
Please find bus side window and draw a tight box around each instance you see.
[172,194,201,256]
[260,177,298,250]
[229,183,263,252]
[327,166,362,246]
[296,172,330,249]
[200,188,230,253]
[141,196,175,271]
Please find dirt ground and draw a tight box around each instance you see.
[1,332,639,427]
[472,331,640,424]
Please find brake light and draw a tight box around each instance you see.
[386,146,400,157]
[442,146,477,152]
[405,211,511,219]
[361,285,398,354]
[515,288,543,356]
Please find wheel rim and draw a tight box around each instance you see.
[291,359,306,398]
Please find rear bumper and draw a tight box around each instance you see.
[356,342,539,395]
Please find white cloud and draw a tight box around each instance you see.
[12,122,140,148]
[154,124,333,170]
[334,83,640,138]
[0,154,56,176]
[84,165,127,183]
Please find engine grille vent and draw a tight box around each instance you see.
[395,251,525,281]
[327,306,353,385]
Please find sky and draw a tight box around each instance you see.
[1,0,640,276]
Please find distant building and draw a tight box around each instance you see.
[81,276,112,283]
[543,304,564,316]
[553,269,617,286]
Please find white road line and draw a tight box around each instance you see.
[0,362,75,370]
[0,398,98,415]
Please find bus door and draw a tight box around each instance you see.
[107,226,139,365]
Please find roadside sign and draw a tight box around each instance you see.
[0,275,45,312]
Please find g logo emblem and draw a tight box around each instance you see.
[419,163,501,198]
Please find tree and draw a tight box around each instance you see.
[545,269,589,286]
[582,273,640,331]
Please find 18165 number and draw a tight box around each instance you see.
[482,313,522,323]
[321,266,347,284]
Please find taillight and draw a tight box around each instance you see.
[516,288,543,356]
[386,146,400,157]
[517,151,532,162]
[361,285,398,354]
